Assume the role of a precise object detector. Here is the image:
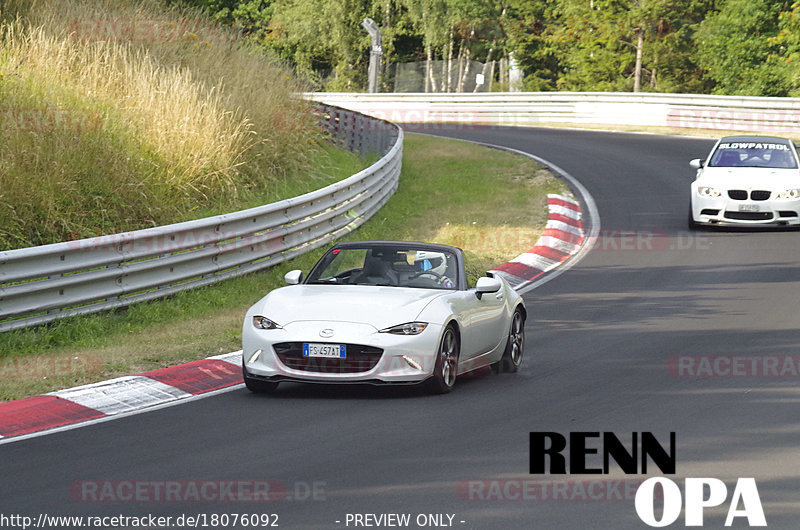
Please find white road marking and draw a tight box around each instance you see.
[545,219,584,236]
[549,204,583,220]
[0,384,245,445]
[511,252,560,272]
[535,236,582,255]
[49,376,191,416]
[209,350,243,365]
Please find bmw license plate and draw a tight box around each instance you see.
[738,204,760,212]
[303,343,346,358]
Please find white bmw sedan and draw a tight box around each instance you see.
[242,241,526,394]
[689,136,800,228]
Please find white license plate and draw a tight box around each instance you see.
[738,204,760,212]
[303,343,346,358]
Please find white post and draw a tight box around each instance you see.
[509,52,523,92]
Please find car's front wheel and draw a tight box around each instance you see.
[497,308,525,373]
[688,204,700,230]
[428,325,459,394]
[243,363,279,394]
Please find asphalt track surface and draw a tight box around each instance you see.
[3,126,800,529]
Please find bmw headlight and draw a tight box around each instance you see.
[697,186,721,198]
[777,189,800,200]
[379,322,429,335]
[253,316,282,330]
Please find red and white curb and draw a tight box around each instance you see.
[491,194,584,289]
[0,351,243,442]
[0,197,588,443]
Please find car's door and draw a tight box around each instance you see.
[448,288,507,360]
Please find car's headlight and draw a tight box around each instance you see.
[252,316,282,330]
[379,322,429,335]
[777,189,800,200]
[697,186,721,198]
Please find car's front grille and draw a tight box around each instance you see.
[273,342,383,373]
[727,190,771,201]
[723,211,773,221]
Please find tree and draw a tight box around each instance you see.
[696,0,790,95]
[179,0,795,96]
[770,0,800,95]
[503,0,562,91]
[176,0,274,37]
[524,0,714,93]
[266,0,373,89]
[640,0,716,93]
[547,0,638,91]
[401,0,448,91]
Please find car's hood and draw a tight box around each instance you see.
[697,167,800,190]
[251,284,448,329]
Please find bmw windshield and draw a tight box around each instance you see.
[709,141,798,169]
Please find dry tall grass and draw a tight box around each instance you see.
[0,0,326,249]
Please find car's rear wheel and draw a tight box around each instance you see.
[428,325,459,394]
[497,308,525,373]
[242,363,279,394]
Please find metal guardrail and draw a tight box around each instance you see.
[0,105,403,332]
[307,92,800,134]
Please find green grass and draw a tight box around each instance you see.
[0,134,570,401]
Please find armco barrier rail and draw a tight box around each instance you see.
[307,92,800,134]
[0,105,402,332]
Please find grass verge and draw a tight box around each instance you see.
[0,134,570,401]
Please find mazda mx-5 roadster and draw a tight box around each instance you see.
[242,241,526,394]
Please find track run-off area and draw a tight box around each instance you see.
[2,125,800,529]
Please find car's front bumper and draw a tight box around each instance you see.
[242,320,445,384]
[691,194,800,226]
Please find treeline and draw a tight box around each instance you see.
[183,0,800,96]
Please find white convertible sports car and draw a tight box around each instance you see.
[689,136,800,228]
[242,241,526,394]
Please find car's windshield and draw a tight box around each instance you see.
[709,141,798,169]
[306,246,459,290]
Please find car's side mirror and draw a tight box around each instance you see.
[475,276,502,299]
[689,159,704,169]
[284,270,303,285]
